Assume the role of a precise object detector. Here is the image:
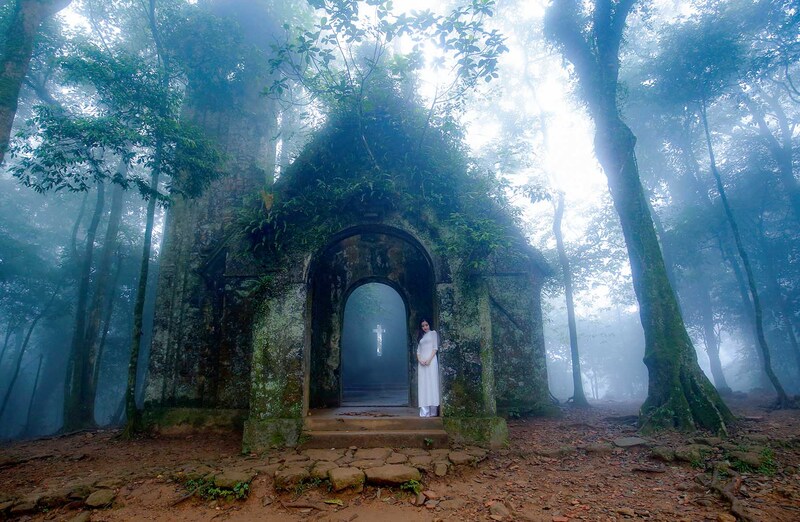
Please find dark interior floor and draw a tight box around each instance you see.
[341,383,409,406]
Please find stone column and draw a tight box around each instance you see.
[437,279,507,448]
[242,283,307,451]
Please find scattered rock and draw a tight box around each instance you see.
[85,489,116,508]
[409,455,433,468]
[429,449,450,460]
[439,498,466,510]
[651,446,676,462]
[354,448,392,460]
[489,501,511,518]
[422,490,439,499]
[9,498,37,516]
[584,442,614,455]
[364,465,421,486]
[283,454,310,464]
[349,459,385,469]
[311,461,338,480]
[181,463,215,482]
[465,447,488,459]
[694,437,723,447]
[401,448,430,457]
[386,452,408,464]
[303,449,344,462]
[448,451,475,465]
[38,488,71,508]
[66,481,94,500]
[433,462,448,477]
[730,451,763,469]
[253,463,282,477]
[328,467,365,492]
[717,514,736,522]
[613,437,648,448]
[67,512,91,522]
[616,506,636,517]
[274,466,311,490]
[214,470,256,489]
[675,445,708,463]
[94,477,125,489]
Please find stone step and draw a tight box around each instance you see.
[300,429,449,449]
[304,416,443,432]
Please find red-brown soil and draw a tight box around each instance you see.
[2,397,799,521]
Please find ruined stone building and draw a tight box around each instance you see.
[142,4,553,451]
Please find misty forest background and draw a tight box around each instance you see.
[1,0,799,440]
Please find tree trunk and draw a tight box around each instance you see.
[92,250,124,403]
[716,237,772,389]
[696,275,731,393]
[82,176,125,424]
[755,216,800,380]
[742,88,800,222]
[699,98,790,407]
[0,0,72,164]
[63,183,105,432]
[546,0,733,433]
[123,168,159,437]
[553,192,589,407]
[24,354,43,435]
[674,123,771,390]
[0,285,60,420]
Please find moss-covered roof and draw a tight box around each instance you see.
[248,86,549,276]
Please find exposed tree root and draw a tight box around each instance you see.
[711,468,756,522]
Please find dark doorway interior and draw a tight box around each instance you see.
[341,283,409,406]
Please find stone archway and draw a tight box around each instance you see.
[307,226,435,409]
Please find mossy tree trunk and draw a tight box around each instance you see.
[545,0,733,432]
[699,98,791,408]
[0,0,72,165]
[553,192,589,407]
[63,183,105,432]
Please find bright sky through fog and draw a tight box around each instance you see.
[390,0,607,231]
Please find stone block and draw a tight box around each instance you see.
[365,465,421,486]
[328,467,365,492]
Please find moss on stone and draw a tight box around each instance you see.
[242,418,304,453]
[144,408,247,432]
[443,417,508,449]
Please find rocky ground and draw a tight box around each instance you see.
[1,397,799,521]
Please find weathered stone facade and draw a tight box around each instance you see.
[143,11,554,447]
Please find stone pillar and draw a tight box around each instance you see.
[487,274,555,416]
[437,279,507,448]
[242,283,307,451]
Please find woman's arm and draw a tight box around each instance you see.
[425,331,438,365]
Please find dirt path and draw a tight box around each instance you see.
[2,398,799,521]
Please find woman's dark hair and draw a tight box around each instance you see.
[417,317,432,342]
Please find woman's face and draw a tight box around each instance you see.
[420,321,430,333]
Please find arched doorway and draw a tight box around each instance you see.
[308,226,435,409]
[341,282,409,406]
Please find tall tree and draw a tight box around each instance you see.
[643,14,793,406]
[552,192,589,407]
[545,0,732,432]
[0,0,71,164]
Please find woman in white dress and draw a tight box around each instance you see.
[416,318,440,417]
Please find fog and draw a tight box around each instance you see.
[2,0,799,439]
[341,283,409,407]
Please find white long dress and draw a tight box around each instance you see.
[417,330,440,414]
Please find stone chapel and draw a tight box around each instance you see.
[141,3,553,451]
